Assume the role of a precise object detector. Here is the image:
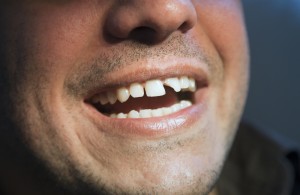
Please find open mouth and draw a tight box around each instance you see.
[87,76,204,119]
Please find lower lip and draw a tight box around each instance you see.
[84,90,208,139]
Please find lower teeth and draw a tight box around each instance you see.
[109,100,192,119]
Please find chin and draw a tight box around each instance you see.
[63,143,224,195]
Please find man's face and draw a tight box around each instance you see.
[0,0,249,194]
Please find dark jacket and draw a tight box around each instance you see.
[217,122,300,195]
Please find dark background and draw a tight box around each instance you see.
[242,0,300,143]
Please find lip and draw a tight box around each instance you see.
[82,57,210,138]
[83,57,209,99]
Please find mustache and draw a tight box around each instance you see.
[65,34,213,98]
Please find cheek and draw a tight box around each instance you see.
[195,0,249,65]
[195,0,250,90]
[18,3,102,80]
[194,0,250,105]
[194,0,249,134]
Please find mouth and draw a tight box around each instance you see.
[83,61,209,137]
[89,76,198,118]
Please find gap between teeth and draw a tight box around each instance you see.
[91,76,196,105]
[109,100,192,119]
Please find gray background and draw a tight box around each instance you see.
[242,0,300,143]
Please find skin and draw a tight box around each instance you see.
[0,0,249,194]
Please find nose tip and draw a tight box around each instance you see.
[105,0,197,43]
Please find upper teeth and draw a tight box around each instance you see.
[91,76,196,105]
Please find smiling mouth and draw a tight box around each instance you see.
[81,60,209,136]
[87,76,199,118]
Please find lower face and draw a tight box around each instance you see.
[1,1,249,194]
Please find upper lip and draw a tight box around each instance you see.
[84,57,210,101]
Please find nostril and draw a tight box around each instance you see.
[129,26,157,44]
[104,0,198,44]
[179,21,193,33]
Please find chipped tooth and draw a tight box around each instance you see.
[180,76,189,89]
[110,113,117,118]
[99,94,109,105]
[145,79,166,97]
[107,91,117,104]
[117,87,130,103]
[140,109,152,118]
[164,77,181,92]
[117,113,127,118]
[180,100,192,109]
[152,108,163,117]
[189,78,196,92]
[129,83,144,98]
[128,110,140,118]
[162,107,172,115]
[171,103,181,112]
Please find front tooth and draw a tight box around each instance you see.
[140,109,152,118]
[128,110,140,118]
[117,87,130,103]
[117,113,127,118]
[180,76,189,89]
[130,83,144,98]
[180,100,192,109]
[189,78,196,92]
[107,91,117,104]
[145,80,166,97]
[152,108,163,117]
[164,78,181,92]
[99,94,109,105]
